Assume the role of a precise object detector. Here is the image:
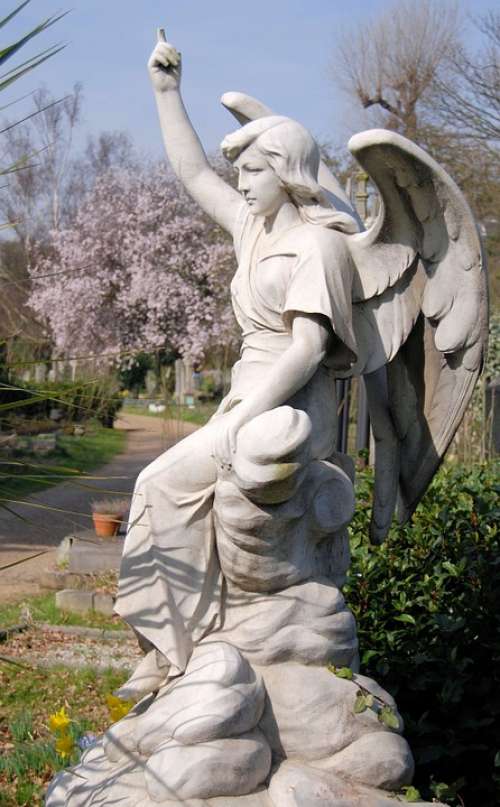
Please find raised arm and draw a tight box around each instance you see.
[149,29,242,235]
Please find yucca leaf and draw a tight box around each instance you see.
[0,43,65,82]
[0,459,82,474]
[0,394,47,411]
[0,499,33,522]
[0,43,65,92]
[0,220,22,230]
[0,11,68,68]
[0,496,93,519]
[0,88,34,113]
[0,92,69,134]
[0,0,33,32]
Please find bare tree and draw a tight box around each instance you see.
[0,83,83,247]
[64,130,136,223]
[432,11,500,145]
[335,0,460,139]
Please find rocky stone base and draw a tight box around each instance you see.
[45,642,446,807]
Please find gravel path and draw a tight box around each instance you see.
[0,414,198,602]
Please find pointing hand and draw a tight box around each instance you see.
[148,28,182,93]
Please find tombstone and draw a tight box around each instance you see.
[145,369,158,396]
[174,358,194,404]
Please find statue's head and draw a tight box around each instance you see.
[221,116,323,217]
[221,116,358,233]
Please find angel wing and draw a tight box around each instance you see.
[221,94,488,544]
[347,130,488,542]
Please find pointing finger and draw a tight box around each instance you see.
[157,27,167,43]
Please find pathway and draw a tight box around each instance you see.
[0,413,197,603]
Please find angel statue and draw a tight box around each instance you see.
[47,28,488,807]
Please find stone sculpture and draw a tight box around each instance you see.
[46,27,488,807]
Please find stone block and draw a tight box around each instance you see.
[39,571,68,591]
[65,531,123,574]
[93,592,115,616]
[32,434,57,456]
[56,589,94,614]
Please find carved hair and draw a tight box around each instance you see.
[221,116,358,234]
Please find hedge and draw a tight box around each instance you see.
[346,460,500,806]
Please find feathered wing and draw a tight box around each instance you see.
[347,130,488,542]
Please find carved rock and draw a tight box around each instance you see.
[145,729,271,801]
[258,663,406,764]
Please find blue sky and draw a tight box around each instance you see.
[4,0,495,160]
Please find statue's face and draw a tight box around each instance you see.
[234,143,289,218]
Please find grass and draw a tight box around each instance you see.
[0,590,126,632]
[0,663,128,806]
[122,401,218,426]
[0,421,126,500]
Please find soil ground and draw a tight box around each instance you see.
[1,623,142,671]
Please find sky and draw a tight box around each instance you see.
[4,0,496,162]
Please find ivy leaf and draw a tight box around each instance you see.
[378,706,399,729]
[402,785,421,802]
[442,561,459,576]
[354,691,368,713]
[334,666,354,680]
[394,614,416,625]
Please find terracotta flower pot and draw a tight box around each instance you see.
[92,512,122,538]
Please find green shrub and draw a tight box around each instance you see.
[346,460,500,806]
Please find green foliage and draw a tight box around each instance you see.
[347,460,500,806]
[327,664,353,680]
[401,785,422,802]
[8,710,33,743]
[0,664,128,806]
[119,352,155,394]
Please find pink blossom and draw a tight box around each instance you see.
[28,163,239,364]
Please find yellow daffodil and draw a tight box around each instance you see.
[48,706,71,734]
[106,693,133,723]
[55,732,75,759]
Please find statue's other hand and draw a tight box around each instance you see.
[148,28,181,93]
